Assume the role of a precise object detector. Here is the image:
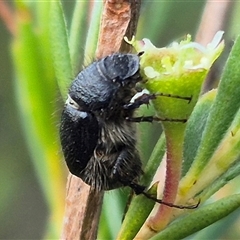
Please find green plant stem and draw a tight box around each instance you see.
[152,124,186,229]
[136,123,186,239]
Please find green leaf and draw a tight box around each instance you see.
[49,0,73,98]
[151,194,240,240]
[191,106,240,200]
[137,2,175,41]
[12,1,66,237]
[198,159,240,201]
[83,1,103,64]
[117,192,155,240]
[69,1,89,74]
[182,89,216,176]
[180,34,240,196]
[99,190,129,239]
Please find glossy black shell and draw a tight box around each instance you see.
[69,53,140,111]
[60,104,99,176]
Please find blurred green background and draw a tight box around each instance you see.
[0,12,47,239]
[1,1,240,239]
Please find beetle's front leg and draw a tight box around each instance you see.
[123,89,192,110]
[123,90,190,123]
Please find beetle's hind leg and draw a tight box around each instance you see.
[111,148,143,187]
[128,182,200,209]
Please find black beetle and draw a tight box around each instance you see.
[60,53,197,209]
[60,53,143,191]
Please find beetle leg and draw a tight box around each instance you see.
[128,182,200,209]
[113,151,199,209]
[112,148,143,186]
[126,115,187,123]
[111,149,199,209]
[123,90,192,110]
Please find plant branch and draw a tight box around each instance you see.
[96,0,141,58]
[60,175,103,240]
